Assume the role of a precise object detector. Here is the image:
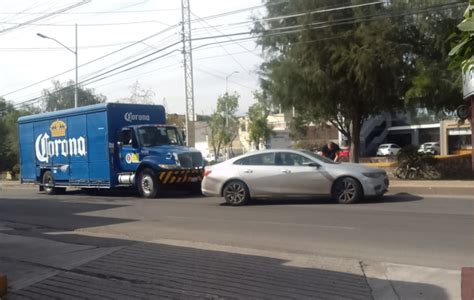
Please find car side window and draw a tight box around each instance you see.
[276,152,312,166]
[234,153,275,166]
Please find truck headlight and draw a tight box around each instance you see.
[172,153,181,167]
[159,164,180,170]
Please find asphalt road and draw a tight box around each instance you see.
[0,186,473,271]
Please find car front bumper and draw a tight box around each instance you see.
[361,175,389,196]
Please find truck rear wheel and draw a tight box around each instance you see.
[138,168,159,198]
[42,171,65,195]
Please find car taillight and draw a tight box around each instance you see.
[204,170,212,177]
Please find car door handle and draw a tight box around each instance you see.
[281,169,291,174]
[243,169,253,174]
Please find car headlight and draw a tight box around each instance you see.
[363,172,385,178]
[159,164,180,170]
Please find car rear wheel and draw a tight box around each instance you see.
[223,180,250,206]
[42,171,66,195]
[332,177,362,204]
[138,168,159,198]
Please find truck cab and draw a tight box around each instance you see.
[116,124,204,197]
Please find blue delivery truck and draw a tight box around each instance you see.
[18,103,204,198]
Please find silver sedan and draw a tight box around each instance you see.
[201,149,389,206]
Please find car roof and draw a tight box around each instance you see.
[226,149,309,162]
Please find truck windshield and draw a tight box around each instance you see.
[137,126,184,147]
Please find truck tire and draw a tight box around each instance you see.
[42,171,66,195]
[137,168,159,198]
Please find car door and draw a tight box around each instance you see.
[275,152,332,195]
[234,152,281,196]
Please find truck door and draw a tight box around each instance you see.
[118,128,140,172]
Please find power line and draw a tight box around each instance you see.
[0,0,91,35]
[191,11,259,59]
[0,8,181,15]
[1,24,180,98]
[2,1,464,107]
[0,41,137,51]
[190,11,249,73]
[0,20,171,27]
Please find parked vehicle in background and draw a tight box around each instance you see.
[418,142,440,155]
[338,146,350,162]
[376,143,401,156]
[18,103,204,198]
[202,149,389,206]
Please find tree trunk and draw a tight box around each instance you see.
[350,114,362,163]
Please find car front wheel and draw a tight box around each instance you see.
[332,177,362,204]
[223,180,250,206]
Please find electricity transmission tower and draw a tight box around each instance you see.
[181,0,195,147]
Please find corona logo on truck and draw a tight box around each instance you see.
[35,119,87,163]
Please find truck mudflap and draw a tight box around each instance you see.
[159,168,204,184]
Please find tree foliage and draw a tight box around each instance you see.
[247,91,273,150]
[449,2,474,72]
[0,98,35,177]
[255,0,464,162]
[118,80,156,104]
[399,1,465,112]
[42,80,106,112]
[207,93,240,158]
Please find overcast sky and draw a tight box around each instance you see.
[0,0,265,115]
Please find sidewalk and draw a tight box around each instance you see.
[1,229,458,300]
[389,179,474,196]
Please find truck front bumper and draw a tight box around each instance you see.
[158,168,204,184]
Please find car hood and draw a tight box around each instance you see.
[327,163,385,174]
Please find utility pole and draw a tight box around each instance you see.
[181,0,195,147]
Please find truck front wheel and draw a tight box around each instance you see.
[42,171,65,195]
[137,168,159,198]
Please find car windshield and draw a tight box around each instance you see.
[137,126,184,147]
[301,150,338,164]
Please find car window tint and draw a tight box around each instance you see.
[235,153,275,166]
[276,152,312,166]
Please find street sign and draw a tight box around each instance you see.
[463,69,474,99]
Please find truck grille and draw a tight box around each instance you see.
[178,152,204,168]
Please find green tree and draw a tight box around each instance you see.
[400,1,465,112]
[42,80,106,112]
[0,98,35,177]
[208,93,239,158]
[449,1,474,72]
[255,0,409,162]
[248,91,273,150]
[118,80,156,104]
